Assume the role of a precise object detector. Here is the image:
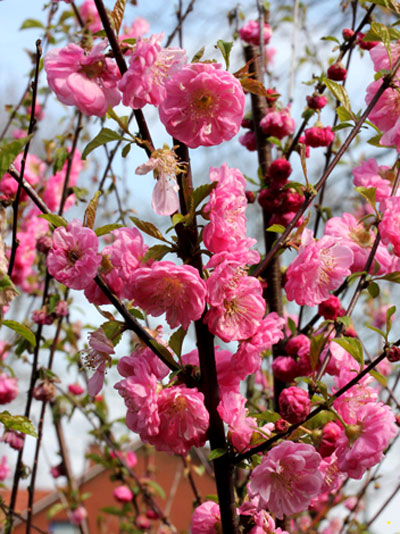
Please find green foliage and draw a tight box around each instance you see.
[130,216,168,242]
[1,320,36,348]
[0,136,32,180]
[216,40,234,70]
[82,128,125,160]
[0,411,37,437]
[332,337,364,367]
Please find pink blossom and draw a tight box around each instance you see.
[365,79,400,150]
[111,449,138,469]
[118,345,169,381]
[279,386,310,424]
[324,212,391,274]
[120,17,150,41]
[85,328,115,396]
[103,226,148,300]
[306,94,328,110]
[83,259,124,305]
[0,153,44,201]
[318,295,345,321]
[284,229,353,307]
[135,146,182,216]
[304,126,335,147]
[44,42,121,116]
[203,164,257,257]
[352,158,395,203]
[147,386,209,456]
[322,518,343,534]
[2,430,25,450]
[248,441,323,519]
[205,274,266,342]
[43,149,83,212]
[0,373,18,404]
[131,261,207,330]
[317,421,342,457]
[335,402,397,479]
[47,219,101,290]
[68,383,84,395]
[0,456,10,481]
[159,62,245,148]
[379,197,400,256]
[238,20,272,46]
[80,0,102,33]
[191,501,221,534]
[327,62,347,81]
[119,34,186,109]
[115,359,160,440]
[113,485,133,503]
[70,506,87,526]
[232,312,285,379]
[239,130,257,151]
[260,107,295,139]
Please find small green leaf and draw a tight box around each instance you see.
[0,411,37,437]
[336,315,351,328]
[191,46,205,63]
[169,327,187,359]
[354,186,376,209]
[333,337,363,367]
[304,410,336,430]
[171,213,186,226]
[192,182,217,210]
[208,448,227,461]
[367,281,380,298]
[376,271,400,283]
[368,22,392,66]
[142,244,172,262]
[95,223,123,236]
[310,334,325,371]
[1,320,36,348]
[336,105,354,122]
[20,18,44,30]
[145,480,165,499]
[47,502,67,519]
[100,506,124,516]
[386,305,396,336]
[323,78,353,115]
[38,213,68,228]
[287,317,297,336]
[128,307,145,320]
[216,40,233,70]
[101,320,124,346]
[121,143,131,158]
[367,0,400,15]
[0,136,32,180]
[52,147,69,173]
[81,128,124,160]
[266,224,285,233]
[369,369,387,387]
[255,409,281,423]
[149,339,177,368]
[321,35,340,44]
[366,324,386,339]
[130,217,168,242]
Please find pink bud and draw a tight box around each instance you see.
[279,386,310,424]
[113,485,133,503]
[327,62,347,81]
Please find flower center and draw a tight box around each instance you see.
[350,226,373,248]
[66,248,82,265]
[80,60,105,79]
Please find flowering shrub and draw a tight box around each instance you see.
[2,1,400,533]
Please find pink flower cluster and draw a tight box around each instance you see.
[44,42,121,116]
[115,346,209,455]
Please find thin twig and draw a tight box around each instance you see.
[165,0,196,47]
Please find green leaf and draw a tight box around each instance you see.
[371,22,392,65]
[208,448,227,461]
[192,182,217,210]
[52,147,69,173]
[110,0,126,34]
[321,35,340,44]
[47,502,67,519]
[266,224,285,233]
[323,78,353,115]
[254,409,281,423]
[367,133,385,147]
[266,136,282,147]
[142,244,172,262]
[1,320,36,348]
[310,334,325,371]
[84,191,101,229]
[0,274,20,295]
[377,271,400,283]
[336,315,351,328]
[128,307,145,320]
[145,479,165,499]
[304,410,336,430]
[332,337,363,367]
[101,320,124,346]
[0,411,37,437]
[95,223,123,236]
[0,136,32,180]
[169,327,187,358]
[130,217,168,242]
[20,18,44,30]
[191,46,205,63]
[38,213,68,228]
[367,281,380,298]
[336,105,354,122]
[100,506,124,516]
[121,143,131,158]
[171,213,186,226]
[81,128,124,160]
[354,186,377,209]
[367,0,400,14]
[386,305,396,336]
[369,369,387,387]
[216,40,233,70]
[148,339,177,368]
[366,324,386,339]
[287,317,297,336]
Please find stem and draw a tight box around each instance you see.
[58,112,82,215]
[8,39,42,278]
[165,0,196,47]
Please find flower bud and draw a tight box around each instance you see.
[327,62,347,81]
